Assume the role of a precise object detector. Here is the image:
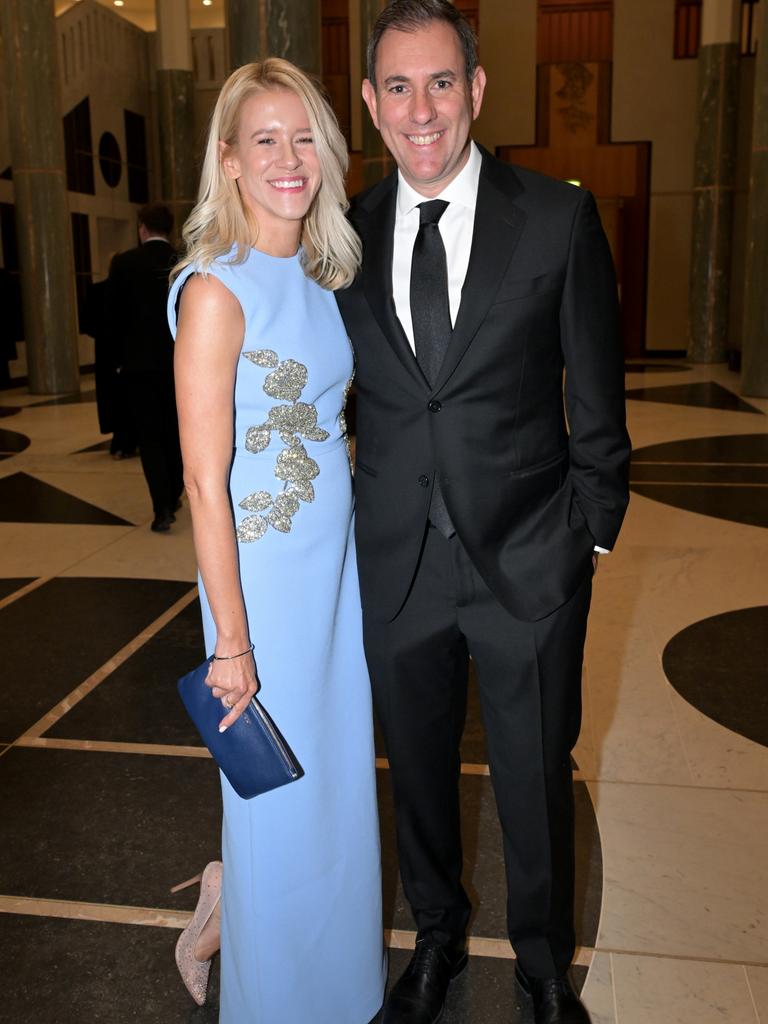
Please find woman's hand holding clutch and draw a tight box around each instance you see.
[206,645,261,732]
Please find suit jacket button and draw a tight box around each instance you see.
[428,399,442,413]
[418,475,430,487]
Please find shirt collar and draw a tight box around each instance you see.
[396,140,481,218]
[142,235,169,244]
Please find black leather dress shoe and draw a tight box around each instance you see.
[515,965,591,1023]
[383,940,468,1024]
[151,513,173,532]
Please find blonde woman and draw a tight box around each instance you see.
[168,60,386,1023]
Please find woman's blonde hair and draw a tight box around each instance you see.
[173,58,360,290]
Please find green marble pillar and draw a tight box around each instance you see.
[741,0,768,397]
[226,0,321,75]
[688,41,740,362]
[156,0,196,231]
[361,0,391,189]
[0,0,80,395]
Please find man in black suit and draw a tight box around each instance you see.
[108,204,182,532]
[336,3,630,1022]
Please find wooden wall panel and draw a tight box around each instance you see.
[538,2,613,63]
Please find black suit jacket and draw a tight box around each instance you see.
[107,239,177,375]
[336,147,631,623]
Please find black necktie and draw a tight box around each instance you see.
[410,199,451,386]
[410,199,454,537]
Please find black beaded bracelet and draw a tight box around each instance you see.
[211,643,254,661]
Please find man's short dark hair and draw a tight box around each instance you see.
[367,0,479,90]
[138,203,174,237]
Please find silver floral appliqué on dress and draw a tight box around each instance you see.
[237,349,329,542]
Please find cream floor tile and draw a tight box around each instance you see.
[631,544,768,652]
[746,966,768,1021]
[585,578,692,785]
[581,952,616,1024]
[590,781,768,962]
[668,688,768,792]
[618,497,768,553]
[612,955,758,1024]
[1,402,104,457]
[59,511,197,581]
[6,450,145,478]
[627,403,768,451]
[0,522,133,577]
[30,468,150,526]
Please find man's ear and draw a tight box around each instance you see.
[471,66,487,121]
[219,139,240,180]
[361,79,380,130]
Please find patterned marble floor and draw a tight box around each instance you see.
[0,362,766,1023]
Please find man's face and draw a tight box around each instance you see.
[362,20,486,198]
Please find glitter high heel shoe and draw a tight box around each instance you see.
[174,860,222,1006]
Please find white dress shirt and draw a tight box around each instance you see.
[391,141,607,555]
[392,140,482,350]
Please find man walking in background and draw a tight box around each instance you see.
[336,2,630,1022]
[108,204,182,532]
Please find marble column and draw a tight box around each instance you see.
[226,0,321,75]
[688,0,741,362]
[361,0,391,189]
[0,0,80,394]
[740,0,768,396]
[687,0,741,363]
[156,0,197,231]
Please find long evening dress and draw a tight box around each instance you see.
[168,246,386,1024]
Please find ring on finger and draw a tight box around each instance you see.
[224,696,234,709]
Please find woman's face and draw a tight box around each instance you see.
[222,89,321,243]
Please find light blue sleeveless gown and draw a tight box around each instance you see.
[168,246,386,1024]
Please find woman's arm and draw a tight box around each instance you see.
[175,273,258,731]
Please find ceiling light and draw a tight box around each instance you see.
[113,0,124,6]
[202,0,212,5]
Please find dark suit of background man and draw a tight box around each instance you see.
[336,3,630,1023]
[108,204,183,532]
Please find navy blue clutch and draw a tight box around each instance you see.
[177,657,303,800]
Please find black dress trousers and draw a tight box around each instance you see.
[363,526,592,978]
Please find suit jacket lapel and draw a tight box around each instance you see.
[357,176,428,388]
[433,151,527,393]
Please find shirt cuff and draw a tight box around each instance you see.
[594,546,610,554]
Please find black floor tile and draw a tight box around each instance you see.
[0,471,133,526]
[632,432,768,464]
[0,914,219,1024]
[0,915,585,1024]
[46,599,207,745]
[0,748,600,948]
[630,482,768,529]
[377,774,602,949]
[625,381,763,414]
[76,439,113,453]
[663,606,768,747]
[631,462,768,483]
[0,577,192,736]
[0,747,221,910]
[28,389,97,408]
[0,576,34,601]
[0,427,30,453]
